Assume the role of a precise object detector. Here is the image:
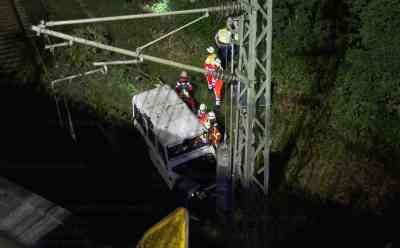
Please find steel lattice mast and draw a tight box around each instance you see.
[227,0,273,246]
[30,0,273,246]
[233,0,272,199]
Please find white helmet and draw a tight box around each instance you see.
[199,103,207,112]
[207,46,215,53]
[180,71,188,78]
[208,111,216,120]
[214,58,221,66]
[227,17,238,30]
[204,121,211,130]
[227,17,234,26]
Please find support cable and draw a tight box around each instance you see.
[53,91,64,128]
[136,12,209,53]
[32,25,238,82]
[63,94,77,142]
[50,67,106,141]
[42,5,240,27]
[93,59,142,66]
[51,82,64,128]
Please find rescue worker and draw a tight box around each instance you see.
[203,46,218,91]
[206,111,222,147]
[213,58,224,107]
[204,46,217,64]
[209,123,222,146]
[207,111,217,128]
[200,127,209,144]
[227,16,239,45]
[214,58,223,73]
[197,104,209,144]
[215,18,234,69]
[227,17,240,67]
[197,103,208,126]
[175,71,193,94]
[175,71,196,111]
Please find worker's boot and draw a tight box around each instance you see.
[214,104,221,112]
[215,96,221,106]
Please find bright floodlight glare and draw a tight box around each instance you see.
[144,0,172,13]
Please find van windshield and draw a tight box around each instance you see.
[167,136,207,159]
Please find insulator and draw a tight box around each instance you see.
[209,0,244,20]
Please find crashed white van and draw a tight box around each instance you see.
[132,85,216,191]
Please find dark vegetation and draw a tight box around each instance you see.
[38,0,224,125]
[267,0,399,245]
[5,0,400,246]
[270,0,400,214]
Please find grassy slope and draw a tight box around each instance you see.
[266,0,400,215]
[270,40,398,214]
[44,0,225,124]
[40,0,397,215]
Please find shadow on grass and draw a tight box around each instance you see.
[268,180,400,248]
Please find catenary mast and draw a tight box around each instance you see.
[31,1,273,246]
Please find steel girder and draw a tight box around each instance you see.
[231,0,272,199]
[228,0,272,246]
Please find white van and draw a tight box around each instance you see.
[132,85,216,191]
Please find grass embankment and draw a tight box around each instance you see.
[43,0,225,125]
[37,0,400,217]
[269,0,400,214]
[270,42,397,214]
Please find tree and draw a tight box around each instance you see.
[332,0,400,165]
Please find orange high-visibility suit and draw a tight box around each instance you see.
[209,126,222,145]
[204,63,218,90]
[198,111,208,126]
[214,79,224,106]
[204,54,217,90]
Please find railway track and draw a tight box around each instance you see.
[0,0,34,75]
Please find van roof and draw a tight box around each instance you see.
[132,85,204,147]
